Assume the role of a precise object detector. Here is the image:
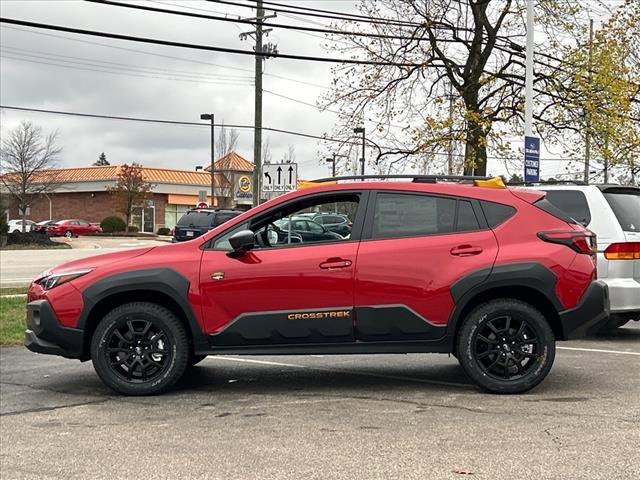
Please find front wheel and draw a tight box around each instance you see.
[91,302,189,395]
[456,299,555,394]
[64,230,73,238]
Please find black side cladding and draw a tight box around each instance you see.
[78,268,209,353]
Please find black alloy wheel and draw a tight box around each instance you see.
[473,315,541,380]
[105,319,171,383]
[91,302,189,395]
[457,299,556,394]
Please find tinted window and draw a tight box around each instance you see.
[372,193,456,239]
[604,191,640,232]
[213,213,238,227]
[323,215,344,224]
[306,220,324,233]
[480,201,517,227]
[544,190,591,225]
[456,201,480,232]
[178,212,213,227]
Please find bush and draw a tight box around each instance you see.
[7,232,59,246]
[0,215,8,236]
[157,227,170,236]
[100,216,126,233]
[127,225,139,233]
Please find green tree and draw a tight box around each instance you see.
[108,163,154,233]
[93,152,110,166]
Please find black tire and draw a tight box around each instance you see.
[189,354,207,367]
[64,230,73,239]
[91,302,189,396]
[456,299,556,394]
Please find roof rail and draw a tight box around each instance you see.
[310,174,492,184]
[506,180,588,186]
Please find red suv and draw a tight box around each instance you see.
[25,177,609,395]
[46,219,102,238]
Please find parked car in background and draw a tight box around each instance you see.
[172,208,242,242]
[299,212,352,236]
[8,219,36,233]
[33,220,58,234]
[273,216,344,243]
[46,219,102,238]
[526,183,639,331]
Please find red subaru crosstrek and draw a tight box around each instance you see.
[25,177,609,395]
[46,219,102,238]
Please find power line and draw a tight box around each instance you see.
[2,25,327,88]
[86,0,442,42]
[0,17,426,67]
[207,0,423,28]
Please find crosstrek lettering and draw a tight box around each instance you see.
[24,175,609,396]
[287,311,351,320]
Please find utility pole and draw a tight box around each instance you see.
[584,18,594,184]
[325,153,346,177]
[447,81,454,175]
[240,0,277,207]
[200,113,215,206]
[353,127,365,177]
[523,0,541,184]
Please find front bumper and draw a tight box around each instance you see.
[24,300,85,359]
[558,280,610,340]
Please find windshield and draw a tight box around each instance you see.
[604,191,640,232]
[177,212,213,227]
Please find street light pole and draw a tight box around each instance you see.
[200,113,215,206]
[353,127,365,176]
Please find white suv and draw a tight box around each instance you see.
[528,184,640,330]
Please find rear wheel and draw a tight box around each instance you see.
[91,302,189,395]
[64,230,73,238]
[456,299,555,394]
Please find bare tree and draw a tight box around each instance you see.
[215,122,240,158]
[0,121,61,231]
[262,136,273,164]
[321,0,612,176]
[108,163,154,233]
[282,144,296,163]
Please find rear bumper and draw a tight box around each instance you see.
[558,280,610,340]
[24,300,84,359]
[600,277,640,315]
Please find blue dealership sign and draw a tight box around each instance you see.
[524,136,540,183]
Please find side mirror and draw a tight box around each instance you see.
[227,229,255,257]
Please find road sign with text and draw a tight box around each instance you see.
[262,163,297,193]
[524,136,540,183]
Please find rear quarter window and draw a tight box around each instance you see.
[603,191,640,232]
[543,190,591,225]
[480,201,516,228]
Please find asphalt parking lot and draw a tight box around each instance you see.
[1,323,639,480]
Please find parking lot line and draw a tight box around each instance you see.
[210,355,471,389]
[558,346,640,356]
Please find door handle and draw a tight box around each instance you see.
[319,258,352,269]
[450,245,483,256]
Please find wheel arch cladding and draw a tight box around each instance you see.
[78,268,208,359]
[449,263,564,340]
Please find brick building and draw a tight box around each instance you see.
[1,152,254,233]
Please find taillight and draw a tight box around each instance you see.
[604,242,640,260]
[538,230,597,255]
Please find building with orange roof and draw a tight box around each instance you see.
[1,152,254,233]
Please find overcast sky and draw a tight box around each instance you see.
[0,0,366,179]
[0,0,605,180]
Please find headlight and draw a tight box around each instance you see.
[37,269,93,290]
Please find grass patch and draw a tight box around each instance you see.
[0,295,26,345]
[0,287,28,296]
[1,243,72,250]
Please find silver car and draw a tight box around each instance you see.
[530,184,639,330]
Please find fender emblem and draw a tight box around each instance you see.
[211,271,225,281]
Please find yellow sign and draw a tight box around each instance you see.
[238,175,252,193]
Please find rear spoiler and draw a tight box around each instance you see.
[508,187,546,204]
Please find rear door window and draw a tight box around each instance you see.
[604,191,640,232]
[456,201,480,232]
[372,193,456,239]
[544,190,591,225]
